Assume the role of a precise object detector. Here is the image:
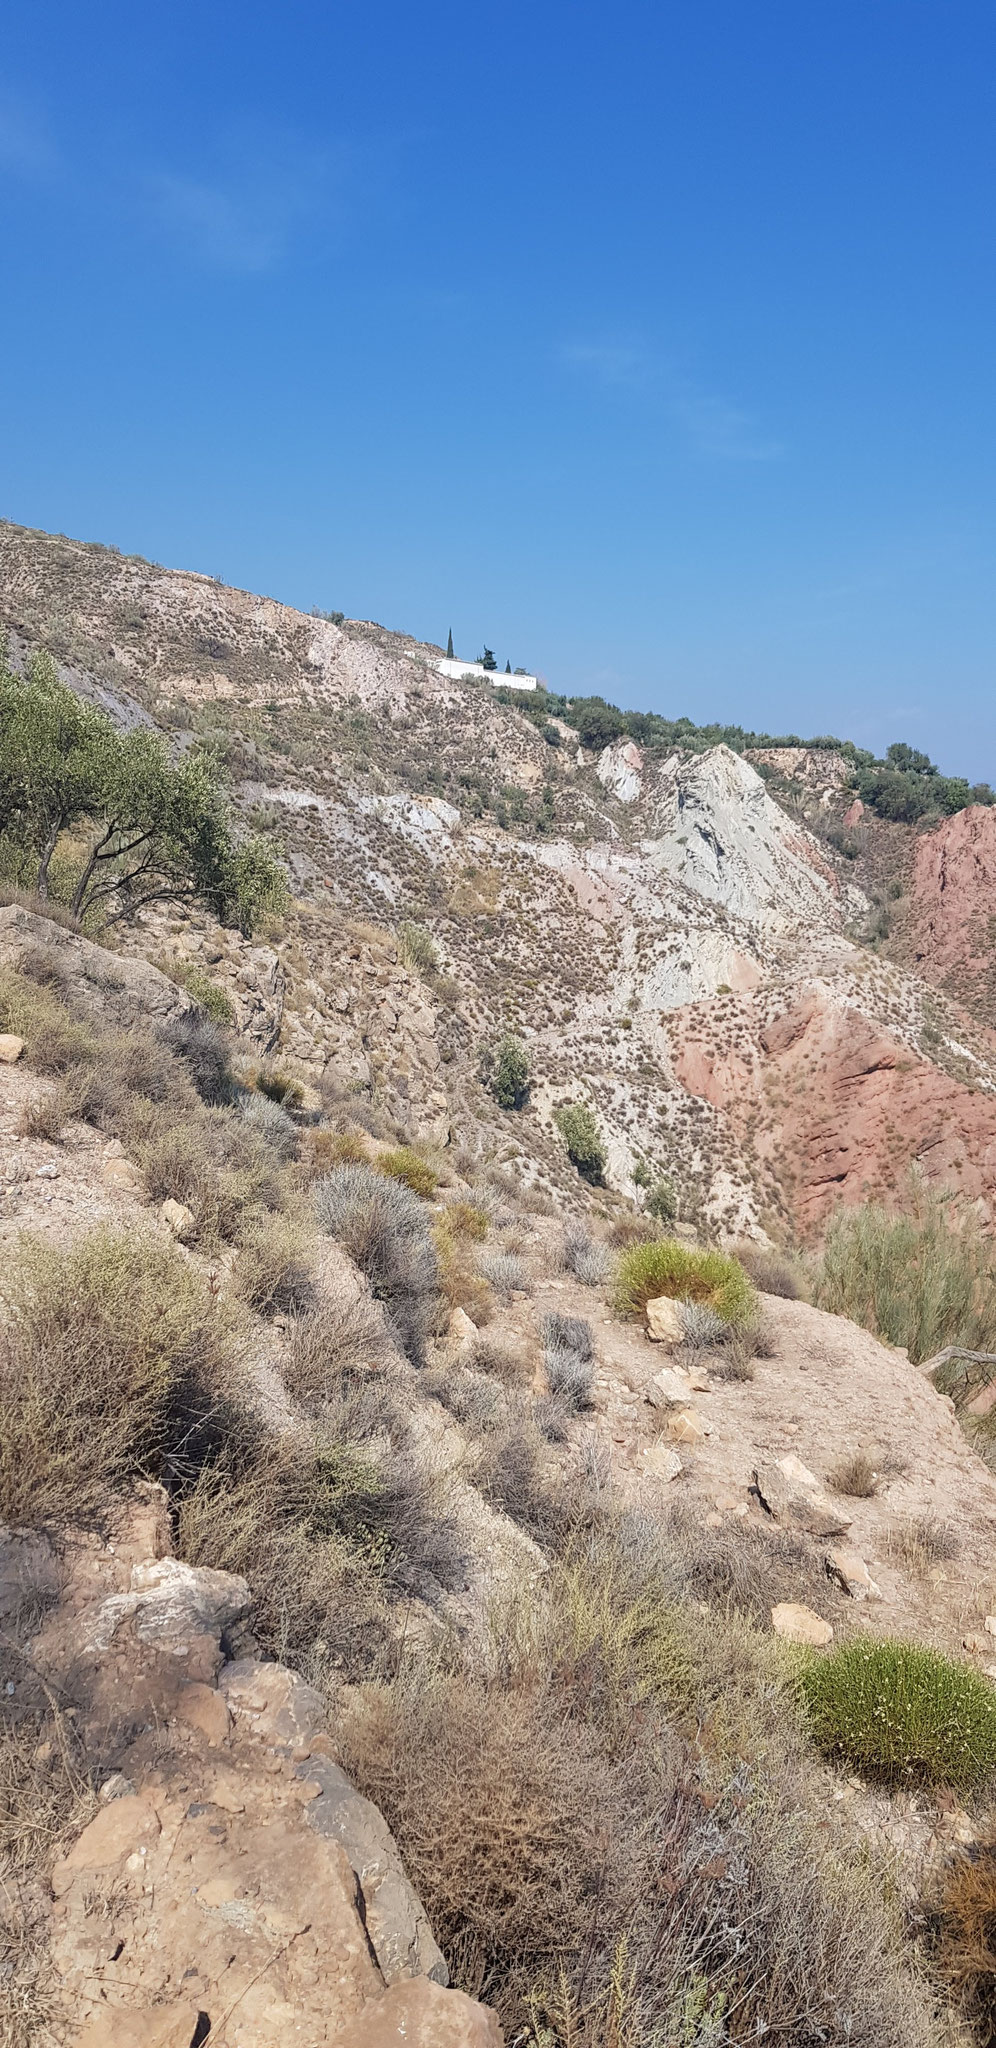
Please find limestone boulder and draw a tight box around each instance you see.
[220,1657,328,1749]
[753,1459,852,1538]
[826,1547,883,1601]
[330,1977,503,2048]
[771,1603,834,1646]
[645,1364,694,1408]
[666,1410,711,1445]
[82,1556,250,1657]
[645,1296,685,1346]
[160,1197,196,1239]
[0,1032,24,1063]
[0,903,193,1029]
[303,1755,448,1986]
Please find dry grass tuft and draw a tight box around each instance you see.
[0,1225,238,1527]
[829,1451,878,1498]
[736,1242,807,1298]
[887,1515,960,1574]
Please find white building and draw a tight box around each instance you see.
[434,657,539,691]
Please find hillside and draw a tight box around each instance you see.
[7,521,996,2047]
[3,516,996,1238]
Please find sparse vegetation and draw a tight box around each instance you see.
[614,1238,758,1329]
[154,949,236,1025]
[802,1639,996,1788]
[828,1451,878,1498]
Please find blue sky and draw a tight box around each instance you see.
[2,2,995,774]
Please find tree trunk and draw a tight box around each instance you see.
[35,816,62,901]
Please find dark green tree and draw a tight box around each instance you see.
[0,659,287,933]
[480,1032,530,1109]
[478,648,498,671]
[554,1101,607,1184]
[446,628,454,658]
[505,660,512,674]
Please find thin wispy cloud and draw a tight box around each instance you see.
[147,136,343,274]
[560,337,783,464]
[0,96,59,179]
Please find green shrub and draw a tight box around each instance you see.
[154,950,236,1026]
[647,1175,677,1222]
[554,1101,606,1183]
[614,1238,757,1328]
[377,1146,439,1198]
[481,1032,530,1110]
[813,1186,996,1363]
[802,1640,996,1789]
[398,920,439,977]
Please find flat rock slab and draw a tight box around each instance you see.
[771,1602,834,1646]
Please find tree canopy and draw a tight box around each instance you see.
[0,656,287,932]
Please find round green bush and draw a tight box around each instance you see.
[802,1639,996,1789]
[612,1239,757,1329]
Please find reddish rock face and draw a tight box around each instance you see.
[912,806,996,1010]
[671,985,996,1233]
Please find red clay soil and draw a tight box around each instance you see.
[671,985,996,1234]
[911,805,996,1012]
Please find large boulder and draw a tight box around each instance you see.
[0,903,193,1029]
[303,1755,448,1987]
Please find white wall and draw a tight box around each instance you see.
[434,657,539,690]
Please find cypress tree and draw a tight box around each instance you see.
[446,628,454,658]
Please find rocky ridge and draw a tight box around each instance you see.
[4,518,996,1235]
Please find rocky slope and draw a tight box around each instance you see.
[3,516,996,1242]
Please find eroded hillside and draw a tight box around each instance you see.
[4,518,996,1238]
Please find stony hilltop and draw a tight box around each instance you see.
[4,516,996,1236]
[5,520,996,2048]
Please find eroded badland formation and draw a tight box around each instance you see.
[4,519,996,2048]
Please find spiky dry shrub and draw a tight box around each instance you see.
[240,1089,298,1160]
[828,1451,878,1498]
[736,1242,806,1299]
[470,1332,532,1386]
[313,1164,439,1363]
[0,1709,97,2046]
[929,1844,996,2047]
[283,1293,392,1408]
[560,1221,610,1287]
[478,1250,529,1298]
[340,1530,937,2048]
[813,1185,996,1363]
[231,1209,316,1315]
[887,1515,960,1574]
[0,1225,238,1527]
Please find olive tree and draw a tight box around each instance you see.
[0,657,286,933]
